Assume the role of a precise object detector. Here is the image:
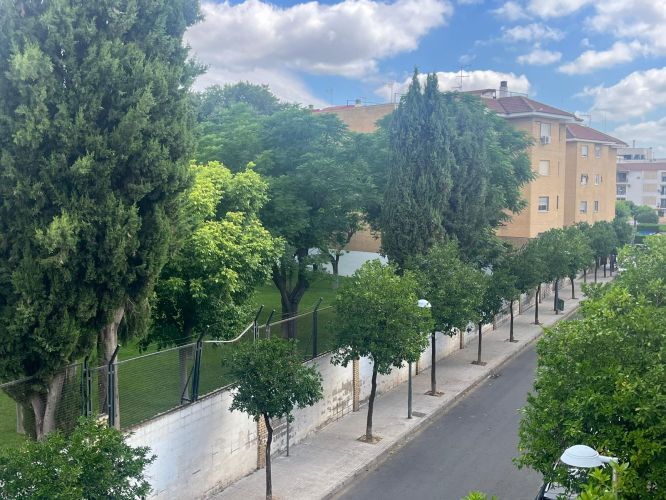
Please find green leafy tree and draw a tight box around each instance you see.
[563,226,594,299]
[381,71,532,268]
[227,338,323,500]
[588,221,618,281]
[0,417,154,499]
[257,107,373,334]
[509,239,547,326]
[536,228,570,315]
[616,234,666,307]
[409,241,483,394]
[612,215,634,249]
[0,0,200,436]
[196,82,283,121]
[332,261,433,441]
[516,285,666,496]
[146,162,281,393]
[615,200,634,219]
[633,204,658,224]
[471,270,513,365]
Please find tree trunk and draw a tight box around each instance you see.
[583,268,587,283]
[509,300,515,342]
[97,305,124,428]
[331,253,340,276]
[594,258,598,283]
[603,257,607,277]
[263,414,273,500]
[272,251,309,339]
[534,285,540,324]
[553,278,559,314]
[570,276,576,299]
[29,371,66,440]
[366,363,378,441]
[459,328,464,349]
[430,331,437,394]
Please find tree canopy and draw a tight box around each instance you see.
[381,71,532,267]
[0,0,201,437]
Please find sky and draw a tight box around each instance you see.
[185,0,666,156]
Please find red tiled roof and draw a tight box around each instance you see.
[617,161,666,172]
[566,124,628,147]
[483,96,576,119]
[313,105,355,113]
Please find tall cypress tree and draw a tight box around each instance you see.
[0,0,201,436]
[381,72,453,268]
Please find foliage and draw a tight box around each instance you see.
[409,241,484,335]
[226,337,323,422]
[587,221,618,262]
[615,200,634,220]
[475,269,513,325]
[516,283,666,495]
[612,216,634,247]
[196,82,283,120]
[0,417,154,499]
[535,228,569,282]
[563,226,594,280]
[147,162,281,346]
[577,462,629,500]
[616,234,666,307]
[633,204,658,224]
[510,239,546,294]
[460,492,497,500]
[333,260,433,371]
[0,0,200,433]
[381,71,532,267]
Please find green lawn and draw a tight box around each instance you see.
[0,274,344,447]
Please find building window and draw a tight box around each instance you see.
[661,173,666,182]
[580,174,589,185]
[580,201,588,213]
[661,186,666,195]
[594,200,599,212]
[581,145,589,157]
[617,185,627,195]
[538,196,549,212]
[538,160,550,176]
[661,199,666,209]
[594,174,602,185]
[617,172,628,182]
[595,144,601,158]
[540,123,551,144]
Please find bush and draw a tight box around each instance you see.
[0,417,154,499]
[636,223,660,233]
[634,205,658,223]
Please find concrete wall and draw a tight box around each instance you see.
[125,320,498,499]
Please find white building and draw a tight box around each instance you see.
[616,161,666,213]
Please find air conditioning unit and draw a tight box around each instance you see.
[540,136,551,145]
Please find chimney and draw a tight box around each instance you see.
[499,81,508,98]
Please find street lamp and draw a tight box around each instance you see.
[560,444,619,483]
[408,299,431,419]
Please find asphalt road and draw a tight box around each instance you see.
[334,344,543,500]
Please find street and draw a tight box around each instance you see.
[334,344,543,500]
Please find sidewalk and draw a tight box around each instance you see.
[211,275,612,500]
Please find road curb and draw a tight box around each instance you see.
[324,302,581,500]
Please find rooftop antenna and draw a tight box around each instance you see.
[455,65,470,91]
[578,113,592,127]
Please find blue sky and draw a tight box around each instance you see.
[185,0,666,155]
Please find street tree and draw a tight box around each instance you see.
[471,270,513,365]
[0,0,200,436]
[536,229,570,315]
[257,107,373,333]
[332,261,433,441]
[510,239,547,325]
[562,226,594,299]
[633,204,658,224]
[616,234,666,307]
[146,162,281,393]
[381,71,532,267]
[612,215,634,249]
[588,221,618,280]
[495,251,526,342]
[409,241,483,394]
[615,200,634,220]
[516,285,666,496]
[227,338,323,500]
[0,417,154,499]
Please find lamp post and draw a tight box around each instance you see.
[560,445,619,496]
[408,299,431,419]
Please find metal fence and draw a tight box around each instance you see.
[0,305,336,443]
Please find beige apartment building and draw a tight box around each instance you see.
[318,83,624,249]
[564,124,626,225]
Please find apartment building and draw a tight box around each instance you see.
[616,161,666,213]
[318,82,624,248]
[564,124,626,225]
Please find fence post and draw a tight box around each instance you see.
[265,309,275,339]
[312,297,323,359]
[107,345,120,429]
[253,305,264,341]
[190,334,204,403]
[80,357,92,417]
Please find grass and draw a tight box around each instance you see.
[0,273,344,447]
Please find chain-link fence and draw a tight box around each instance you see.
[0,305,338,445]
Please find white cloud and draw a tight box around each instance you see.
[526,0,593,18]
[613,118,666,158]
[376,70,531,100]
[583,67,666,120]
[186,0,452,104]
[558,40,646,74]
[502,23,564,43]
[491,1,530,21]
[517,48,562,65]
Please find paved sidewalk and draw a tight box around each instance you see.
[212,275,612,500]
